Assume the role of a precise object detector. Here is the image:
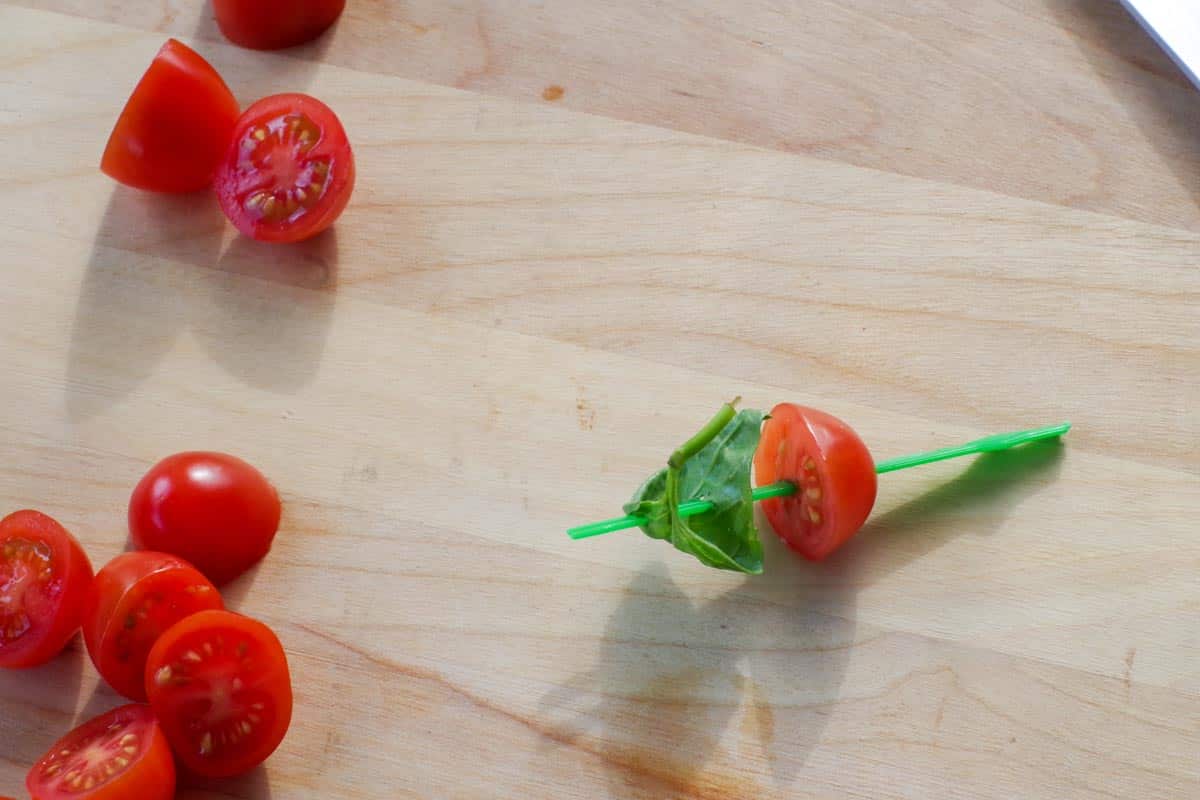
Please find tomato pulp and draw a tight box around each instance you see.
[753,404,877,560]
[83,552,224,701]
[128,452,281,586]
[101,39,240,193]
[26,704,175,800]
[146,610,293,778]
[0,510,93,668]
[214,93,355,243]
[214,0,345,50]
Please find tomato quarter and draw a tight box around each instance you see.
[146,610,293,778]
[83,552,224,701]
[128,452,281,586]
[26,704,175,800]
[214,0,345,50]
[753,404,877,561]
[214,93,355,243]
[0,510,93,669]
[101,39,240,193]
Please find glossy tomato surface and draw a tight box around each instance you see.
[0,510,93,668]
[214,0,345,50]
[26,704,175,800]
[753,404,877,561]
[146,610,293,778]
[214,93,355,243]
[83,552,224,701]
[101,39,240,193]
[129,452,281,586]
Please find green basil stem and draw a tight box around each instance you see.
[668,398,740,469]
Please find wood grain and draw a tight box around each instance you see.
[17,0,1200,233]
[1,5,1198,799]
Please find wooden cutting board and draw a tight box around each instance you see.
[1,3,1197,798]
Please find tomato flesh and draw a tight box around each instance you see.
[27,704,175,800]
[0,510,93,668]
[146,610,293,778]
[753,404,877,560]
[83,552,224,701]
[101,39,240,193]
[214,0,345,50]
[128,452,281,586]
[215,93,355,243]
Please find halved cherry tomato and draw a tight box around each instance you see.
[128,452,281,586]
[101,39,240,193]
[214,93,355,243]
[83,552,224,701]
[146,610,292,778]
[753,404,877,560]
[214,0,345,50]
[0,510,93,669]
[26,703,175,800]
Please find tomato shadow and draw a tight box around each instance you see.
[194,229,338,394]
[177,764,273,800]
[215,559,266,612]
[823,438,1068,586]
[0,639,87,762]
[66,187,226,421]
[537,559,855,796]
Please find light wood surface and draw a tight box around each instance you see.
[1,4,1197,799]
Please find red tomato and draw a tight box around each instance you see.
[0,510,93,669]
[214,93,355,243]
[214,0,345,50]
[128,453,281,586]
[26,703,175,800]
[101,39,240,193]
[83,552,224,701]
[146,610,293,778]
[753,404,877,561]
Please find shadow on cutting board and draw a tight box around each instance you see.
[176,765,273,800]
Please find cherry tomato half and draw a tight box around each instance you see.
[146,610,293,778]
[129,452,281,586]
[26,703,175,800]
[214,0,345,50]
[83,552,224,701]
[753,404,877,561]
[214,93,355,243]
[101,39,240,193]
[0,510,93,669]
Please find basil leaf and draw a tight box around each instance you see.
[623,408,765,574]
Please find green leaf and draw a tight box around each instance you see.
[623,408,765,574]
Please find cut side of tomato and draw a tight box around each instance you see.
[214,0,346,50]
[0,510,93,669]
[146,610,292,778]
[26,704,175,800]
[101,39,240,193]
[753,404,877,561]
[214,93,355,243]
[83,552,224,701]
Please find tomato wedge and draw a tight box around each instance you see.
[146,610,293,778]
[214,93,355,243]
[0,510,93,669]
[101,39,240,193]
[128,452,282,586]
[26,704,175,800]
[214,0,345,50]
[753,404,877,560]
[83,552,224,701]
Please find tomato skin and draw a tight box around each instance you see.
[101,39,240,193]
[0,510,94,669]
[26,704,175,800]
[128,452,281,586]
[146,610,293,778]
[213,0,345,50]
[754,404,877,561]
[82,552,224,701]
[214,93,355,243]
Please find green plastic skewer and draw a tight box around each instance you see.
[567,421,1070,540]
